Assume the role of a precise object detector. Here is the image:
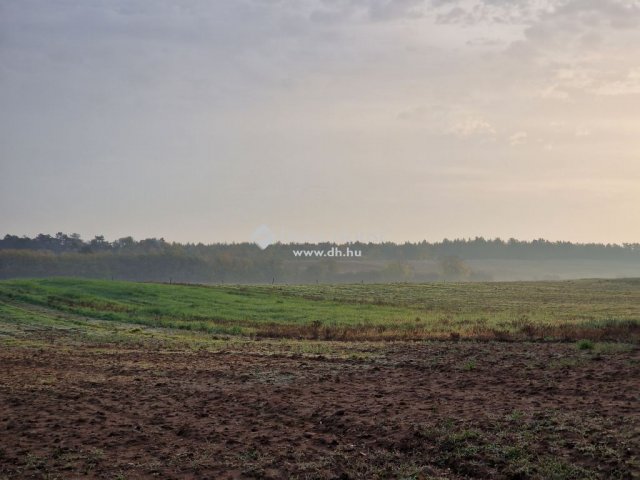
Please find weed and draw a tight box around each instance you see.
[507,410,524,422]
[24,453,45,470]
[237,448,261,467]
[463,360,476,371]
[577,339,595,350]
[537,457,593,479]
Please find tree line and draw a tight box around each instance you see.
[1,233,639,283]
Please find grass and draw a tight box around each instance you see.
[395,409,637,480]
[0,277,639,342]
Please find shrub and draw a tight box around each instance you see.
[577,339,594,350]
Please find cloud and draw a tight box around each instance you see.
[398,105,496,138]
[550,0,640,29]
[489,0,640,105]
[591,69,640,96]
[539,84,570,100]
[450,117,496,137]
[434,0,554,25]
[509,131,528,146]
[309,0,426,24]
[466,37,505,47]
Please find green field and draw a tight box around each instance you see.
[0,277,639,343]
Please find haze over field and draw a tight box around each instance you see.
[1,0,639,244]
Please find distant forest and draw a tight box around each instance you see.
[1,233,639,283]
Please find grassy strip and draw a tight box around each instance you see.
[0,278,638,341]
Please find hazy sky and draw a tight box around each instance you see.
[1,0,639,244]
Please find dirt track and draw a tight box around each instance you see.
[1,342,638,479]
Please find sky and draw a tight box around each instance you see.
[1,0,639,244]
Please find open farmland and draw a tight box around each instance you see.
[1,278,639,341]
[0,278,639,479]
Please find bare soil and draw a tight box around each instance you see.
[1,342,638,479]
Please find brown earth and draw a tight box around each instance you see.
[0,341,638,479]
